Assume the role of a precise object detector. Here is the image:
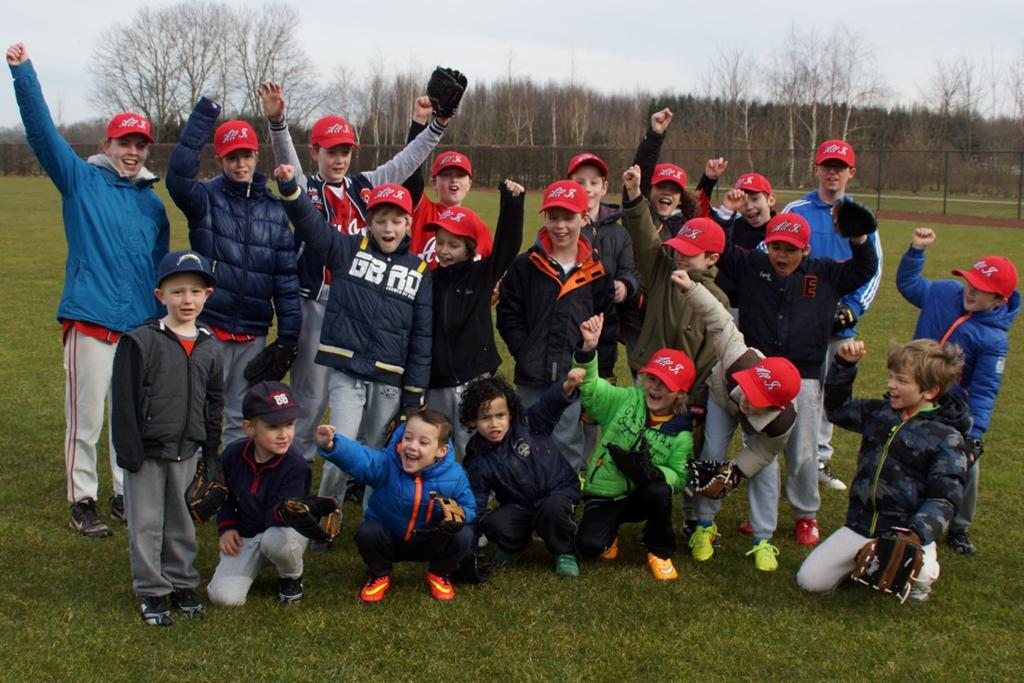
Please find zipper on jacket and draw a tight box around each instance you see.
[869,421,905,535]
[234,181,253,332]
[403,475,423,541]
[177,337,194,460]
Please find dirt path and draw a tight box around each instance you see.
[877,210,1024,229]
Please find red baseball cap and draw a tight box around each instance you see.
[664,217,726,256]
[764,214,811,249]
[366,184,413,214]
[566,152,609,178]
[732,357,801,409]
[431,150,472,177]
[213,120,259,157]
[106,112,154,143]
[953,256,1019,299]
[652,163,687,191]
[815,139,856,167]
[540,180,588,214]
[733,172,773,195]
[311,115,359,148]
[640,349,696,393]
[423,206,486,242]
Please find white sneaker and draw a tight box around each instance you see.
[908,587,931,603]
[818,463,847,491]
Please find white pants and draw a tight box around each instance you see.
[797,525,940,595]
[207,527,308,607]
[212,336,267,447]
[63,328,122,503]
[816,337,845,465]
[291,295,332,462]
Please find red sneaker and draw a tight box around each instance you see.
[425,572,456,601]
[794,518,820,546]
[359,575,391,603]
[738,519,753,535]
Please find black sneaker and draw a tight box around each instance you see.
[140,595,173,626]
[310,538,333,553]
[947,529,977,555]
[278,576,304,605]
[109,494,127,524]
[171,588,205,619]
[69,499,112,538]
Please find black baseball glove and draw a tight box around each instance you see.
[832,303,858,334]
[277,496,341,544]
[832,198,878,238]
[607,443,663,485]
[689,459,742,499]
[243,340,298,385]
[965,436,984,468]
[427,66,467,118]
[185,455,228,523]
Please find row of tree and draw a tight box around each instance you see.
[7,1,1024,179]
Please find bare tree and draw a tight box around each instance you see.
[169,1,234,115]
[706,52,757,167]
[1009,49,1024,140]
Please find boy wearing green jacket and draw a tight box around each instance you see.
[572,314,694,581]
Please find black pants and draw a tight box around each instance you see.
[355,518,474,578]
[576,479,675,559]
[479,494,578,556]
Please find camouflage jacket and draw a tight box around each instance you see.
[824,357,969,545]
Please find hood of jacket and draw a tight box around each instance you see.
[87,153,158,187]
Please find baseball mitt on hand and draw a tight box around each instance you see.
[832,198,878,238]
[689,459,741,499]
[831,303,858,334]
[850,529,925,603]
[607,443,663,485]
[278,496,341,544]
[429,492,466,535]
[243,340,298,385]
[426,66,467,118]
[185,457,228,523]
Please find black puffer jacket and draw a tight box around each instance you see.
[824,356,969,545]
[111,320,224,472]
[167,97,301,344]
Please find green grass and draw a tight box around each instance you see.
[1,177,1023,680]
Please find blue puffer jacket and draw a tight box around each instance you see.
[897,246,1020,436]
[10,60,168,332]
[166,97,300,344]
[317,423,475,540]
[462,380,582,516]
[281,190,432,406]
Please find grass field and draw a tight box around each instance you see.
[1,176,1022,681]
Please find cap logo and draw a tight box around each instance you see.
[548,187,577,199]
[176,252,202,267]
[974,260,999,277]
[739,175,754,186]
[324,123,349,134]
[118,117,147,131]
[770,220,801,235]
[823,144,849,156]
[677,225,704,241]
[438,208,466,222]
[373,187,406,200]
[222,127,249,143]
[754,366,783,391]
[657,168,683,180]
[440,153,462,165]
[269,391,290,407]
[652,355,685,375]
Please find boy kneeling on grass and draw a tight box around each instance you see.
[316,410,476,603]
[573,314,694,581]
[797,339,969,602]
[459,375,584,578]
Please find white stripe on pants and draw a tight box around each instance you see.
[124,456,199,597]
[207,527,308,607]
[63,328,122,503]
[797,525,940,594]
[291,295,332,462]
[213,336,266,447]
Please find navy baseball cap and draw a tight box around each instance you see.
[243,381,305,426]
[157,249,216,287]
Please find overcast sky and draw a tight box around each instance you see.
[3,0,1022,128]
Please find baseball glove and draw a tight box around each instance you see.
[831,303,858,334]
[607,443,663,485]
[185,456,228,523]
[689,459,742,499]
[452,552,496,584]
[278,496,341,544]
[243,340,298,385]
[851,529,925,603]
[426,66,467,118]
[832,198,878,238]
[429,492,466,535]
[965,436,984,468]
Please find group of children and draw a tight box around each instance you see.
[9,41,1019,623]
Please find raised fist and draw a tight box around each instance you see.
[6,43,28,66]
[836,340,866,363]
[911,227,936,249]
[651,108,673,134]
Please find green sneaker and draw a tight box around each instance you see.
[555,554,579,578]
[746,539,780,572]
[688,523,718,562]
[493,547,519,567]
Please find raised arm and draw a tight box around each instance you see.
[166,97,219,221]
[895,228,936,308]
[674,271,750,371]
[360,95,449,187]
[260,81,308,192]
[484,180,526,285]
[275,164,350,271]
[632,108,671,200]
[621,165,666,280]
[401,96,432,205]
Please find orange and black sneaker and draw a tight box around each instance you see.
[359,575,391,603]
[599,536,619,560]
[647,553,679,581]
[425,572,456,601]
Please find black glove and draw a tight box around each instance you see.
[832,198,878,238]
[607,443,663,485]
[452,552,496,584]
[426,66,467,118]
[965,436,984,468]
[832,304,858,334]
[243,340,298,385]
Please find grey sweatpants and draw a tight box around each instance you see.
[207,527,308,607]
[291,295,332,463]
[212,336,267,446]
[124,457,199,598]
[951,461,979,532]
[426,380,481,463]
[516,383,583,472]
[816,337,845,466]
